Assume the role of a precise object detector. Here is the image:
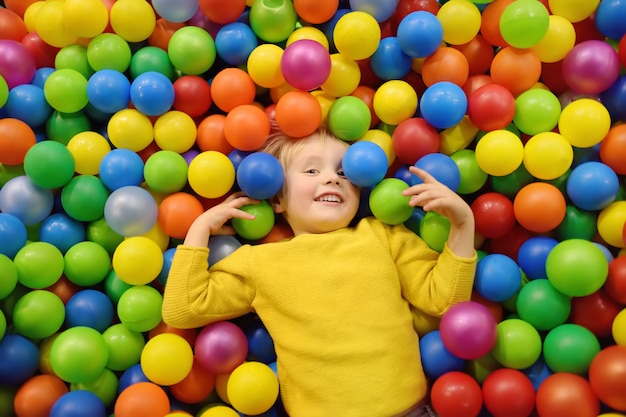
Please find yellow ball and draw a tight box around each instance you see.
[522,131,573,180]
[141,223,170,252]
[359,129,395,167]
[286,26,329,50]
[188,151,236,199]
[373,80,418,126]
[559,99,611,148]
[612,308,626,346]
[311,90,336,125]
[227,362,279,415]
[333,11,381,60]
[597,201,626,248]
[531,15,576,63]
[63,0,109,39]
[437,0,482,45]
[141,333,193,386]
[107,109,154,152]
[548,0,600,23]
[67,131,112,175]
[35,0,79,48]
[110,0,156,42]
[475,129,524,176]
[154,111,197,153]
[320,53,361,98]
[247,44,285,89]
[24,2,44,33]
[439,115,479,155]
[198,406,239,417]
[112,236,164,285]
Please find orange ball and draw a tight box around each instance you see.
[14,374,69,417]
[169,359,217,404]
[513,182,566,233]
[351,85,379,128]
[480,0,514,47]
[293,0,339,24]
[224,104,271,151]
[0,7,27,41]
[490,46,542,96]
[148,321,197,346]
[211,68,257,113]
[421,46,469,87]
[599,123,626,175]
[148,18,184,51]
[196,114,235,155]
[114,382,170,417]
[275,91,322,138]
[0,118,37,165]
[158,192,205,239]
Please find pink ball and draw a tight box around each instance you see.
[562,40,620,95]
[439,301,498,360]
[280,39,331,91]
[194,321,248,374]
[0,40,36,89]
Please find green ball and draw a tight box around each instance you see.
[543,323,600,375]
[369,178,413,225]
[14,242,64,289]
[144,150,189,194]
[64,241,112,287]
[0,254,18,300]
[0,75,8,108]
[117,285,163,333]
[0,310,6,341]
[71,368,119,408]
[555,205,598,241]
[87,33,132,72]
[419,211,451,253]
[327,96,372,141]
[499,0,550,49]
[23,140,76,189]
[513,88,561,135]
[50,326,109,384]
[45,110,92,146]
[55,44,94,79]
[61,175,110,222]
[87,217,124,256]
[0,164,25,188]
[130,46,176,80]
[546,239,608,297]
[103,269,132,304]
[450,149,488,195]
[43,68,89,113]
[490,163,534,198]
[516,279,571,331]
[232,200,275,241]
[13,290,65,340]
[491,318,542,369]
[102,323,145,371]
[249,0,298,43]
[168,26,216,75]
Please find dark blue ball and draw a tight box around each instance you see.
[236,152,284,200]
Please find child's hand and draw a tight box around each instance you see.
[184,192,259,246]
[402,166,473,229]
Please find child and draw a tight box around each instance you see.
[162,127,476,417]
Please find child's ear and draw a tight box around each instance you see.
[271,196,285,214]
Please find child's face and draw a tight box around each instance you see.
[273,134,360,236]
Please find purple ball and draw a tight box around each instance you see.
[563,40,621,95]
[195,321,248,374]
[439,301,498,360]
[281,39,331,91]
[0,40,36,89]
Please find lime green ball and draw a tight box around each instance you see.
[23,140,76,189]
[0,310,6,341]
[328,96,371,141]
[55,44,94,79]
[117,285,163,333]
[450,149,488,195]
[43,68,89,113]
[0,75,8,108]
[87,33,132,72]
[102,323,145,372]
[513,88,561,136]
[61,175,110,222]
[144,150,189,194]
[491,318,542,369]
[0,254,18,300]
[369,178,413,225]
[103,269,132,304]
[0,164,25,188]
[168,26,216,75]
[87,217,124,256]
[249,0,298,43]
[64,241,112,287]
[50,326,109,384]
[232,200,276,241]
[546,239,608,297]
[13,290,66,340]
[543,323,600,375]
[71,368,119,407]
[419,211,451,253]
[499,0,550,49]
[14,242,64,289]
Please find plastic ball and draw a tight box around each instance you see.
[499,0,550,49]
[141,333,193,386]
[224,104,271,151]
[114,382,170,417]
[169,358,216,404]
[226,361,279,415]
[129,71,174,117]
[600,123,626,175]
[65,289,114,333]
[274,90,322,138]
[13,241,64,289]
[144,150,189,194]
[247,43,285,89]
[516,278,571,331]
[99,148,144,191]
[14,374,69,417]
[23,140,75,189]
[420,46,469,88]
[543,323,600,375]
[546,238,609,297]
[491,318,542,369]
[157,192,205,240]
[566,161,619,211]
[467,83,516,132]
[563,40,621,95]
[236,152,284,200]
[109,0,156,42]
[482,368,536,417]
[517,236,558,280]
[0,175,54,225]
[439,301,497,360]
[198,406,240,417]
[0,117,37,166]
[63,241,111,287]
[43,68,89,113]
[248,0,298,43]
[559,98,611,148]
[475,129,524,176]
[116,285,163,333]
[112,236,164,286]
[412,153,461,192]
[397,10,443,58]
[168,26,216,75]
[614,309,626,345]
[107,108,154,152]
[0,39,36,89]
[513,88,562,135]
[0,213,27,260]
[368,178,413,225]
[570,288,621,338]
[49,390,107,417]
[318,52,360,98]
[490,46,542,96]
[152,0,198,23]
[436,0,481,45]
[391,117,439,165]
[87,69,130,114]
[0,254,18,300]
[588,345,626,411]
[67,131,112,176]
[232,200,275,240]
[606,257,626,305]
[195,321,249,375]
[211,68,256,113]
[5,84,52,128]
[598,201,626,248]
[531,14,576,63]
[102,323,145,372]
[523,131,573,180]
[198,0,246,25]
[188,151,236,199]
[430,371,483,417]
[419,81,468,129]
[471,192,516,239]
[475,253,522,302]
[13,289,65,339]
[535,372,600,417]
[50,326,109,384]
[341,140,388,188]
[280,39,331,91]
[333,11,381,60]
[369,36,413,81]
[0,333,40,386]
[102,185,157,237]
[513,182,566,233]
[373,79,418,126]
[327,95,371,141]
[419,330,466,380]
[172,75,212,117]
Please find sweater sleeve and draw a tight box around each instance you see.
[161,245,255,329]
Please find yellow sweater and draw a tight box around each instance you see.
[162,217,476,417]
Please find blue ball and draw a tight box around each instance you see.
[397,11,444,58]
[369,37,413,81]
[99,148,145,191]
[5,84,52,127]
[236,152,284,200]
[342,140,388,188]
[243,319,277,364]
[474,253,522,302]
[65,289,115,333]
[566,161,620,211]
[393,164,412,185]
[0,334,40,386]
[229,149,252,171]
[419,330,466,380]
[0,175,54,225]
[152,0,198,23]
[594,0,626,40]
[215,22,259,66]
[517,236,559,280]
[349,0,398,22]
[412,152,461,192]
[522,356,553,391]
[87,69,131,114]
[129,71,175,117]
[420,81,468,129]
[117,364,149,394]
[50,390,107,417]
[39,212,86,254]
[31,67,55,88]
[323,8,351,52]
[157,247,177,286]
[600,74,626,123]
[0,213,27,258]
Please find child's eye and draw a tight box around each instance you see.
[338,170,347,178]
[305,168,318,174]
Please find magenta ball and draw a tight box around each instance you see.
[194,321,248,374]
[281,39,331,91]
[439,301,498,360]
[0,40,36,89]
[563,40,621,95]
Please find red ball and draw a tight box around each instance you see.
[431,372,483,417]
[173,75,212,118]
[14,374,69,417]
[169,358,216,404]
[467,83,516,132]
[605,256,626,305]
[569,289,621,338]
[391,118,440,165]
[535,373,599,417]
[471,192,516,239]
[482,368,536,417]
[482,224,533,262]
[588,345,626,411]
[198,0,246,24]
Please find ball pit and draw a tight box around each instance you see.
[1,1,626,416]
